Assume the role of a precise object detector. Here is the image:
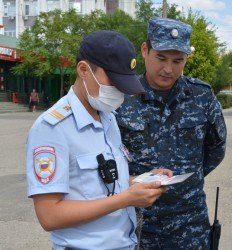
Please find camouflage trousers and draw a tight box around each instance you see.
[135,209,211,250]
[138,228,211,250]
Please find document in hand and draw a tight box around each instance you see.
[132,172,194,186]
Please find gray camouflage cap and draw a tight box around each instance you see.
[148,18,192,54]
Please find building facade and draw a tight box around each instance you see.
[0,0,136,38]
[0,34,20,93]
[0,0,136,106]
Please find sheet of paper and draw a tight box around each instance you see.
[132,172,194,186]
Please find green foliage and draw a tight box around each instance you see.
[13,2,227,96]
[86,9,147,74]
[15,10,80,76]
[182,11,222,84]
[212,52,232,94]
[217,93,232,109]
[135,0,156,22]
[167,4,182,19]
[13,9,103,97]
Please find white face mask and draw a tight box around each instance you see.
[83,65,124,112]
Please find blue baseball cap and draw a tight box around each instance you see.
[77,30,145,95]
[148,18,192,54]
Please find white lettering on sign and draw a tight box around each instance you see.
[0,47,13,56]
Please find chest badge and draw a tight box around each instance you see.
[120,144,134,162]
[33,146,56,184]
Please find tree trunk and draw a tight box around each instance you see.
[60,73,64,98]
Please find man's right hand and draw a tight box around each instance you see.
[125,181,165,208]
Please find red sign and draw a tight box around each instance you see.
[0,46,21,62]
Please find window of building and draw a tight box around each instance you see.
[106,0,119,15]
[47,0,60,11]
[4,30,16,37]
[4,2,16,17]
[4,3,8,16]
[25,4,30,15]
[69,0,81,13]
[24,1,38,16]
[8,5,16,16]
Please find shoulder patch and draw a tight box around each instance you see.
[186,77,212,89]
[34,146,56,184]
[43,104,72,125]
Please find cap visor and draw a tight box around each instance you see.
[151,41,191,54]
[106,71,145,95]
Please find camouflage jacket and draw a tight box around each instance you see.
[117,75,227,233]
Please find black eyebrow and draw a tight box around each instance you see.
[156,53,166,58]
[174,58,185,61]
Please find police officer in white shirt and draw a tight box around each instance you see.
[26,30,172,250]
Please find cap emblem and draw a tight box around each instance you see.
[171,29,179,38]
[130,58,137,70]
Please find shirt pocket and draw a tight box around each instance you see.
[177,119,206,162]
[76,154,107,199]
[120,120,153,153]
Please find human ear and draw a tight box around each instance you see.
[76,61,89,79]
[141,42,148,59]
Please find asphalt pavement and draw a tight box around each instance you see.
[0,111,231,250]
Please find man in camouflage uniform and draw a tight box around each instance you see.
[117,18,227,249]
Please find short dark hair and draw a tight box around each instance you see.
[76,53,98,73]
[146,39,152,53]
